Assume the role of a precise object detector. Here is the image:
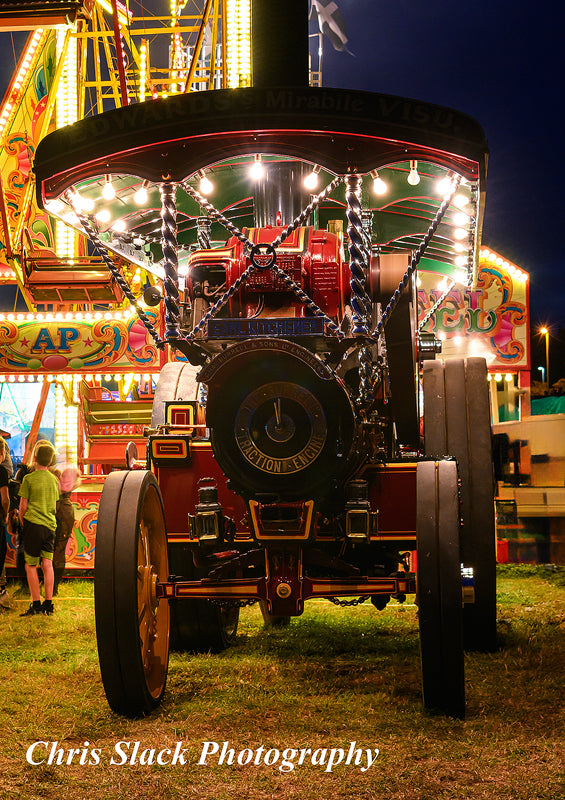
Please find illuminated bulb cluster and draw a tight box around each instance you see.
[488,373,514,383]
[0,308,135,323]
[0,269,16,281]
[0,29,44,140]
[55,383,79,466]
[139,40,148,101]
[56,27,78,129]
[170,0,185,93]
[227,0,251,88]
[55,218,75,260]
[480,248,529,282]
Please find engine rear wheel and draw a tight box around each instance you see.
[95,471,169,716]
[417,460,465,718]
[168,545,240,652]
[423,357,497,652]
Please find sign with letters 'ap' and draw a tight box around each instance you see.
[0,311,163,375]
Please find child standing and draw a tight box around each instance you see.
[18,443,60,616]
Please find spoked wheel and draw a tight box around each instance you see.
[95,470,170,716]
[169,544,240,653]
[417,460,465,718]
[423,357,497,652]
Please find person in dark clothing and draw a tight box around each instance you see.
[53,467,79,595]
[0,438,10,609]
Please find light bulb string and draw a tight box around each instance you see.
[270,174,343,248]
[373,175,461,337]
[179,176,345,340]
[181,180,254,249]
[64,191,165,348]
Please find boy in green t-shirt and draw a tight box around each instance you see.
[18,443,60,616]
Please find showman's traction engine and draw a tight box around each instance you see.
[33,0,496,720]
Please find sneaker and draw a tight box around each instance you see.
[41,600,54,616]
[0,588,13,609]
[20,603,42,617]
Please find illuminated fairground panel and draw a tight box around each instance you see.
[0,306,164,374]
[417,247,530,371]
[0,304,168,572]
[418,246,530,424]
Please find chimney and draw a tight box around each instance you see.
[251,0,309,88]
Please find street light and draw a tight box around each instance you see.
[539,327,549,389]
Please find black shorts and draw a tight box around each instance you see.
[22,519,55,566]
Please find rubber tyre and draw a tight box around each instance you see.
[95,471,170,716]
[417,460,465,718]
[168,544,239,653]
[423,358,497,652]
[151,361,200,427]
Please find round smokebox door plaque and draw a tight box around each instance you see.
[235,381,327,474]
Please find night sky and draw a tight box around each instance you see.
[0,0,563,331]
[320,0,564,332]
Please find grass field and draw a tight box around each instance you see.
[0,565,564,800]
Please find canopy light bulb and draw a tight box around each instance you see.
[407,160,420,186]
[134,184,148,205]
[371,170,388,195]
[453,193,469,208]
[304,165,321,191]
[72,193,94,212]
[250,155,265,180]
[436,176,452,195]
[95,209,111,223]
[453,228,468,240]
[102,176,115,200]
[453,212,468,225]
[112,219,126,233]
[199,173,214,195]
